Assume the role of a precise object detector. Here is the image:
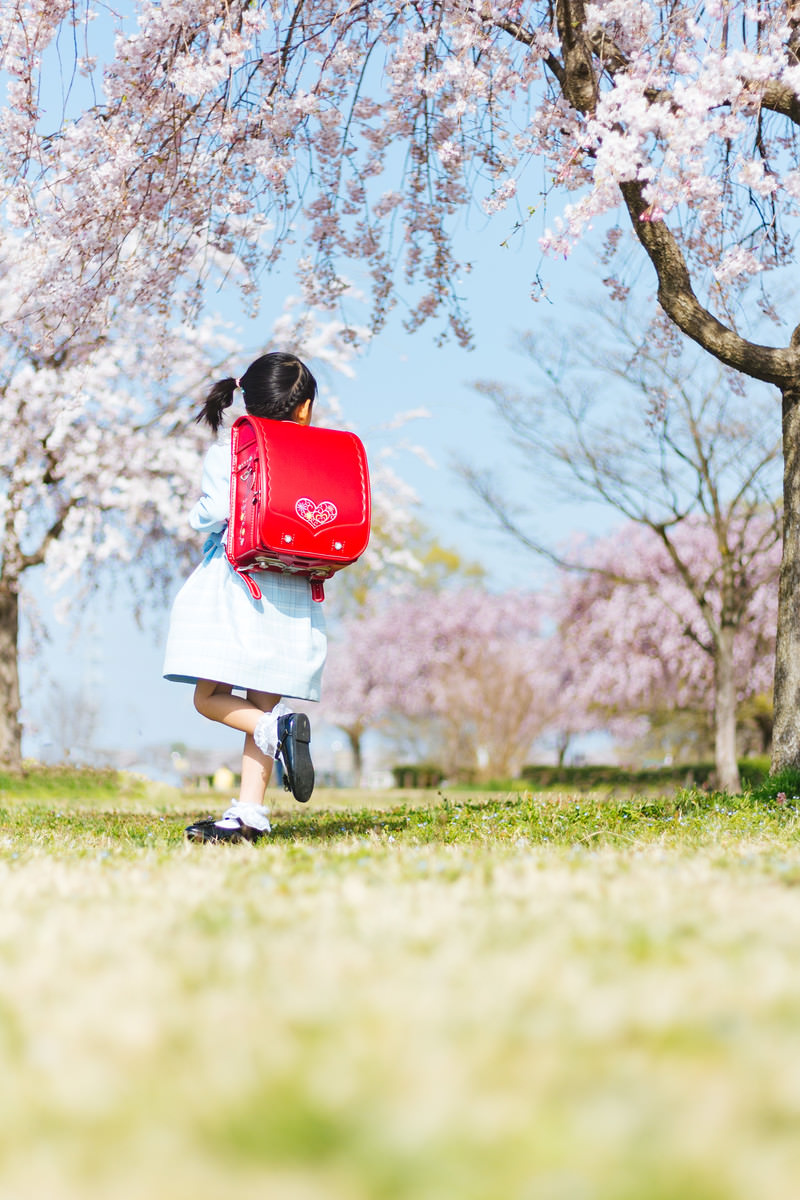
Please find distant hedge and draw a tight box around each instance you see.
[390,758,771,791]
[0,764,152,801]
[519,759,770,792]
[391,764,446,789]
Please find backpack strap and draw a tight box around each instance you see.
[233,564,262,601]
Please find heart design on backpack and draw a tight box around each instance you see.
[295,497,338,528]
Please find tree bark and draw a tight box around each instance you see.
[714,623,740,793]
[0,582,22,770]
[771,384,800,772]
[345,727,364,784]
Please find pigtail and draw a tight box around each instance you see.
[221,353,317,423]
[195,377,238,433]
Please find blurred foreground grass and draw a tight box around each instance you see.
[1,771,800,1200]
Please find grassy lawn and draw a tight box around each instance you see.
[1,771,800,1199]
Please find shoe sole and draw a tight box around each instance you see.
[185,821,264,844]
[279,713,315,804]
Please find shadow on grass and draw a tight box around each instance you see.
[270,808,413,842]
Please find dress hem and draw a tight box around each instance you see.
[163,670,321,703]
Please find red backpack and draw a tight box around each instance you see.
[226,415,371,602]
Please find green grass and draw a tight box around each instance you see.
[1,772,800,1199]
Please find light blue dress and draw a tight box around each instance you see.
[162,436,327,700]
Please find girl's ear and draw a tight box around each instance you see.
[292,398,314,426]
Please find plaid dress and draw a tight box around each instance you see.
[162,438,327,701]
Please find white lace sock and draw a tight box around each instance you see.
[253,700,293,759]
[217,801,272,832]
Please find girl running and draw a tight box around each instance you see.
[163,351,326,842]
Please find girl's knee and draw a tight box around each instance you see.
[194,679,229,716]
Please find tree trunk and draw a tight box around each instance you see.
[0,582,22,770]
[772,384,800,773]
[555,731,571,767]
[714,624,740,793]
[346,727,364,784]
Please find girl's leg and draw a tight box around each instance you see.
[188,680,312,839]
[240,734,273,807]
[193,680,280,737]
[240,689,283,807]
[194,681,280,808]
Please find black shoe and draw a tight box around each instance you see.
[185,817,266,844]
[276,712,314,803]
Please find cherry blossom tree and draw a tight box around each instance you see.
[466,316,782,790]
[318,603,420,780]
[0,314,229,768]
[321,535,484,777]
[323,589,550,780]
[550,518,778,781]
[6,1,800,768]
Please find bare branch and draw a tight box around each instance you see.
[458,463,649,584]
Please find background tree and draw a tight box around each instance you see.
[322,537,484,778]
[548,518,778,782]
[318,604,420,782]
[465,316,782,791]
[323,589,549,781]
[7,1,800,768]
[0,315,228,767]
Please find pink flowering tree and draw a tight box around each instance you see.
[549,517,779,785]
[323,589,551,780]
[318,603,424,780]
[5,1,800,768]
[321,539,486,777]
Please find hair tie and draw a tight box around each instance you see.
[235,377,242,390]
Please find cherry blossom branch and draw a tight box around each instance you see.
[618,179,797,387]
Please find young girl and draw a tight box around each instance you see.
[163,351,327,843]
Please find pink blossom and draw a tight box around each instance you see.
[550,516,779,734]
[14,0,798,338]
[323,589,552,778]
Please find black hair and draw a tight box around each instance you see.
[196,351,318,433]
